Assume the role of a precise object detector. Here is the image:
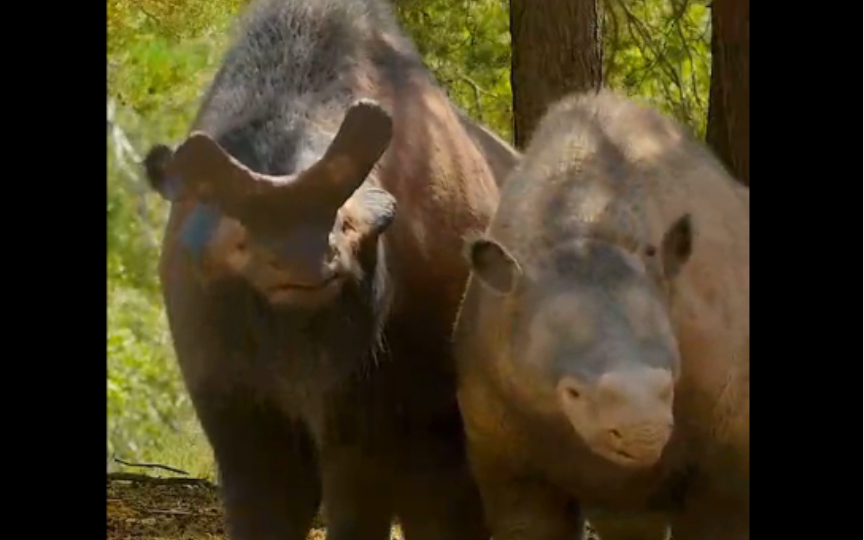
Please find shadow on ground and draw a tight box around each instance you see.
[107,473,607,539]
[106,473,405,540]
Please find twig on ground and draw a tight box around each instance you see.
[113,457,190,476]
[107,472,215,488]
[147,508,193,516]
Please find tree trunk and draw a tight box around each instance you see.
[510,0,602,149]
[706,0,750,186]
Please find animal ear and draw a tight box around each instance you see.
[339,186,397,247]
[467,236,521,294]
[142,144,184,201]
[660,213,693,279]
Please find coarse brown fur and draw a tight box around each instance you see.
[142,0,507,539]
[455,108,522,187]
[453,89,749,540]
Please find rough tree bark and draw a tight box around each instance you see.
[706,0,749,186]
[510,0,602,149]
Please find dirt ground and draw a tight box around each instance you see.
[107,472,605,539]
[106,473,404,540]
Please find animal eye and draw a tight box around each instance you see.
[645,245,657,257]
[339,214,355,233]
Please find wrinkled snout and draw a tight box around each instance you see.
[264,243,338,287]
[557,368,674,468]
[243,228,347,308]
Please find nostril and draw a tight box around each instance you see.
[609,428,622,440]
[566,387,581,400]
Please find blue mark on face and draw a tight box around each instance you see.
[180,203,222,264]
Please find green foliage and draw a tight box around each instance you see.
[603,0,711,136]
[395,0,711,140]
[106,0,712,469]
[396,0,514,141]
[107,284,188,457]
[108,0,246,57]
[107,9,238,467]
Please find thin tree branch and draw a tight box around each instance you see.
[616,0,689,118]
[673,0,704,111]
[603,5,622,80]
[113,457,190,476]
[107,472,215,487]
[457,74,485,119]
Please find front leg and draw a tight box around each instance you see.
[319,445,395,540]
[470,456,584,540]
[395,465,489,540]
[193,389,321,540]
[393,429,489,540]
[668,486,748,540]
[669,508,748,540]
[586,511,669,540]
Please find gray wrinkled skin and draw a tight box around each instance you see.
[454,89,750,540]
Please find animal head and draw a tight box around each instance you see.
[464,215,693,468]
[144,99,397,310]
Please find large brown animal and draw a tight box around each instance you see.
[141,0,507,538]
[453,89,749,540]
[456,109,521,186]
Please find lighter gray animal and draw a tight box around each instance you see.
[453,89,749,540]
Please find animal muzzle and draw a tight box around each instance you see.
[256,252,341,294]
[254,262,344,309]
[556,368,675,468]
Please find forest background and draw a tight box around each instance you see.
[106,0,748,479]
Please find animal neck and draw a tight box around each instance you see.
[250,241,391,380]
